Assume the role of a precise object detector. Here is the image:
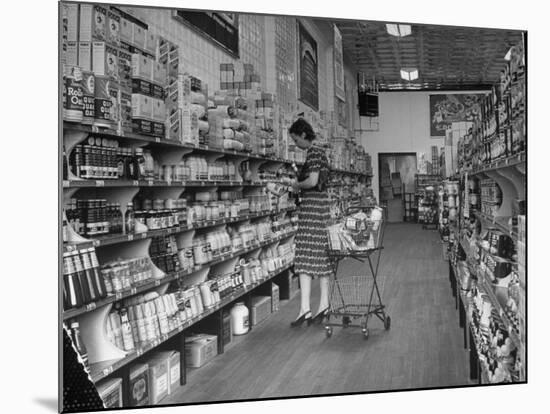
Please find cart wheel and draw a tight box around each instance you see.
[342,316,351,327]
[362,328,369,339]
[384,316,391,330]
[325,327,333,338]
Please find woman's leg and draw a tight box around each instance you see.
[298,273,312,316]
[316,275,330,314]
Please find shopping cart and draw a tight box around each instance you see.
[325,206,391,339]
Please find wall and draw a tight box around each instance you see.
[358,91,489,199]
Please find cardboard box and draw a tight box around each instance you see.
[79,4,107,42]
[152,99,166,123]
[145,31,157,56]
[250,296,271,326]
[118,48,132,91]
[132,78,152,97]
[92,42,118,78]
[152,351,180,395]
[153,61,167,86]
[146,355,169,404]
[107,9,121,46]
[132,118,153,135]
[66,41,78,66]
[132,94,153,120]
[132,53,153,81]
[66,3,79,42]
[128,363,149,407]
[120,16,133,43]
[119,90,132,134]
[184,333,218,368]
[77,42,91,71]
[151,83,165,100]
[132,23,146,50]
[96,377,123,408]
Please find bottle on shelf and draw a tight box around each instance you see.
[69,321,89,368]
[125,202,135,234]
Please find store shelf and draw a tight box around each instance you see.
[474,211,517,240]
[471,152,525,176]
[63,122,295,165]
[63,207,296,251]
[88,261,294,383]
[64,229,296,320]
[62,179,277,189]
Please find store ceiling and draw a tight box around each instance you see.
[333,21,524,91]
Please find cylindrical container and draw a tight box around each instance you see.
[230,302,249,335]
[63,65,84,122]
[94,75,113,128]
[81,71,95,124]
[200,282,214,308]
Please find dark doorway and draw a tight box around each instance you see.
[378,152,417,222]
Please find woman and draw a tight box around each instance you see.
[288,118,333,327]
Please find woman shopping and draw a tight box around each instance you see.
[288,118,333,327]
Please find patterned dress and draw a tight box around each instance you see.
[294,144,333,279]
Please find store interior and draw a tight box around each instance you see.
[61,2,526,410]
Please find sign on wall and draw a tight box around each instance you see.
[297,22,319,110]
[333,25,345,101]
[429,94,485,137]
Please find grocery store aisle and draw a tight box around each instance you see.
[163,223,472,404]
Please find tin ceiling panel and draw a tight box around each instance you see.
[331,20,523,91]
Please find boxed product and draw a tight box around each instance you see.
[133,118,154,135]
[118,48,133,91]
[107,9,121,46]
[128,363,149,407]
[145,31,157,56]
[152,98,166,123]
[146,354,169,404]
[78,42,92,71]
[119,90,132,133]
[153,351,181,395]
[132,78,152,97]
[132,94,153,120]
[132,53,154,81]
[66,3,79,42]
[96,377,123,408]
[249,296,272,326]
[271,282,280,312]
[66,41,78,66]
[132,23,147,50]
[153,61,167,86]
[184,333,218,368]
[151,83,165,100]
[120,15,133,43]
[79,4,107,42]
[92,42,118,78]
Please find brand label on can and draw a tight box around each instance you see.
[64,66,84,122]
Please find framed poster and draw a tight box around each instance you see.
[429,94,485,137]
[333,25,345,101]
[297,22,319,110]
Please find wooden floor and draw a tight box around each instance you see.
[163,223,472,404]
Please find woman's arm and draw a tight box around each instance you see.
[296,171,319,190]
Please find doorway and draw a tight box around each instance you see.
[378,152,417,222]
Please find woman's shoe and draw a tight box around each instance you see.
[312,308,329,324]
[290,311,312,327]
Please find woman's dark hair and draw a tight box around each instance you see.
[289,118,316,141]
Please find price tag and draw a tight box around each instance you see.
[130,287,137,295]
[91,125,100,133]
[133,180,139,186]
[127,234,134,241]
[96,180,105,187]
[178,326,184,333]
[155,137,161,143]
[93,240,101,247]
[136,348,143,357]
[162,334,169,342]
[154,280,161,287]
[102,366,113,376]
[201,182,206,186]
[86,302,97,311]
[115,292,123,301]
[148,180,154,187]
[63,180,69,188]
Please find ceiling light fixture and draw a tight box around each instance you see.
[400,68,419,81]
[386,24,412,37]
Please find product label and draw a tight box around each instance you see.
[107,10,121,46]
[65,77,84,112]
[243,316,249,328]
[170,364,180,385]
[156,375,167,396]
[94,77,112,122]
